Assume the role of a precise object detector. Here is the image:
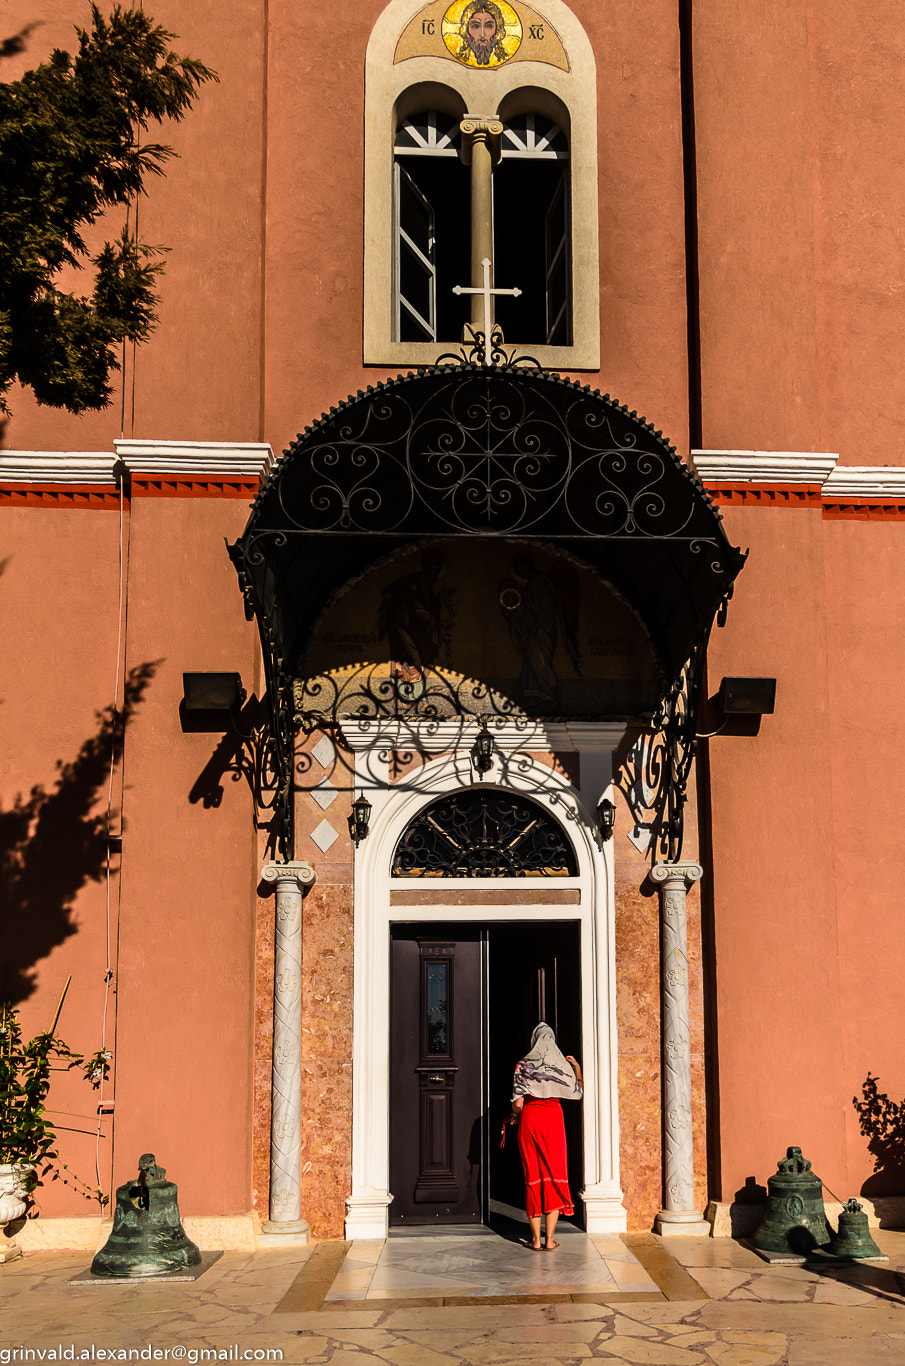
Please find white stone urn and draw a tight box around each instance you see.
[0,1163,32,1264]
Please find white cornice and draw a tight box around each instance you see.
[692,450,838,484]
[0,451,117,484]
[822,466,905,497]
[114,440,273,477]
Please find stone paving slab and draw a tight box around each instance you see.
[3,1234,905,1364]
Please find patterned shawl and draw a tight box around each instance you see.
[511,1022,583,1101]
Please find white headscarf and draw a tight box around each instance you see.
[511,1022,582,1101]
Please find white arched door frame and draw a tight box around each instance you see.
[343,719,628,1239]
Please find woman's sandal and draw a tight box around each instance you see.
[544,1240,560,1251]
[522,1239,543,1251]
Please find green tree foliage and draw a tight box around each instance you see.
[0,5,215,415]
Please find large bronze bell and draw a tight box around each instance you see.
[91,1153,201,1278]
[825,1199,888,1261]
[751,1146,832,1257]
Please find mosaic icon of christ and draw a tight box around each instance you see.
[443,0,522,67]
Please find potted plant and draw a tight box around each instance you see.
[0,981,109,1263]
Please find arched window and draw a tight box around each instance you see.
[394,108,570,346]
[392,789,579,877]
[365,0,599,369]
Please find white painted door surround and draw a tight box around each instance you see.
[342,718,628,1240]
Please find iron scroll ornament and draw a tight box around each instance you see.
[392,789,579,877]
[250,366,724,542]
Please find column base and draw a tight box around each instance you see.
[655,1210,711,1237]
[581,1186,628,1236]
[258,1218,310,1248]
[345,1194,392,1242]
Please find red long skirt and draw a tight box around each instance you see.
[517,1098,574,1217]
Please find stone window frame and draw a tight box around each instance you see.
[364,0,600,370]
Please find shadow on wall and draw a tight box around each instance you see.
[853,1073,905,1197]
[0,661,158,1004]
[0,21,42,62]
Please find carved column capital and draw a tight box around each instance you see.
[261,860,316,892]
[459,116,503,164]
[650,860,702,889]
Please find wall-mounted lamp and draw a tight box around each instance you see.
[182,671,246,711]
[718,677,777,715]
[596,797,616,840]
[471,720,495,775]
[348,792,373,847]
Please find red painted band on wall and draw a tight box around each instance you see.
[705,483,824,507]
[130,476,260,498]
[0,485,123,509]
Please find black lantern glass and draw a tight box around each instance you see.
[596,797,616,839]
[471,722,495,775]
[349,792,373,846]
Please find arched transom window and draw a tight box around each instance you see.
[392,789,579,877]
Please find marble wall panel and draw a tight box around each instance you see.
[299,879,354,1237]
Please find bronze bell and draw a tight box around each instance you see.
[825,1199,888,1261]
[751,1146,832,1257]
[91,1153,202,1278]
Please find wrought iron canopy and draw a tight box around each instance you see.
[231,365,743,681]
[228,365,745,858]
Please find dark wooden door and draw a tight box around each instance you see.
[389,926,483,1225]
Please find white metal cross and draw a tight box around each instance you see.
[452,257,521,360]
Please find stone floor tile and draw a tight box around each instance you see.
[349,1242,384,1265]
[811,1277,892,1306]
[452,1343,592,1362]
[604,1261,660,1286]
[326,1352,395,1366]
[376,1344,467,1366]
[319,1326,399,1348]
[609,1314,660,1337]
[700,1301,905,1335]
[666,1242,762,1272]
[615,1304,708,1325]
[741,1276,812,1302]
[681,1270,753,1298]
[498,1322,602,1343]
[269,1310,386,1329]
[393,1330,487,1350]
[704,1342,786,1366]
[380,1306,552,1328]
[551,1304,615,1322]
[786,1338,905,1366]
[664,1332,717,1346]
[596,1338,706,1364]
[721,1333,788,1347]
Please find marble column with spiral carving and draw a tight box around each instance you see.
[651,860,711,1235]
[260,860,316,1243]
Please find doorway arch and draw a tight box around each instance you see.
[343,724,628,1239]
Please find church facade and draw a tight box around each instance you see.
[3,0,905,1250]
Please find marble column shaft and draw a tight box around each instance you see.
[261,860,315,1234]
[651,860,703,1224]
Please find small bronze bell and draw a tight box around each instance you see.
[825,1199,888,1261]
[91,1153,201,1278]
[751,1146,832,1258]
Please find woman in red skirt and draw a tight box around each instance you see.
[509,1022,583,1250]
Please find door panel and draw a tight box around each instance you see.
[389,927,483,1224]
